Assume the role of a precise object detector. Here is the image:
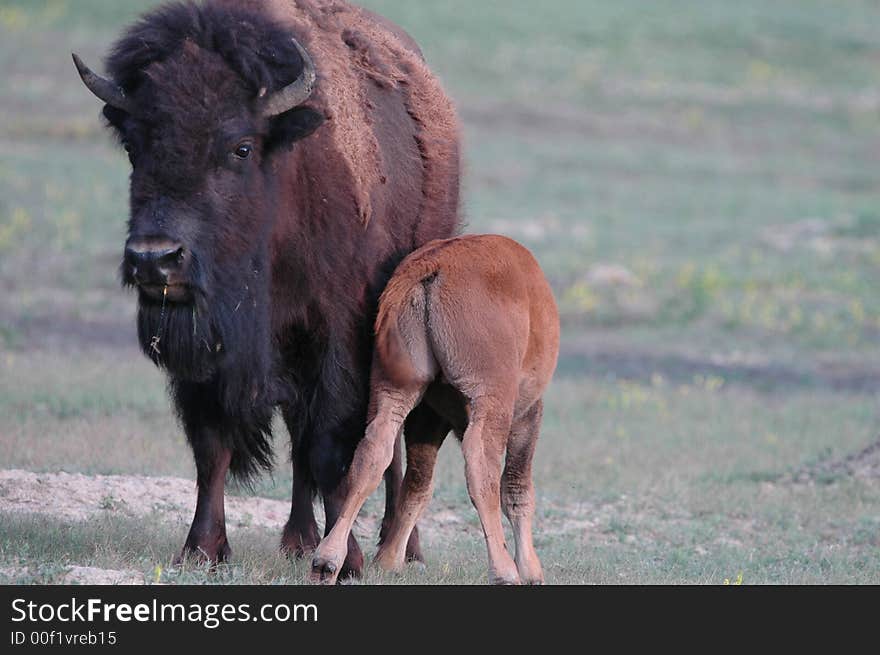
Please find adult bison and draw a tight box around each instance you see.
[73,0,460,578]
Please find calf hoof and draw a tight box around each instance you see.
[519,567,545,585]
[517,555,545,584]
[280,521,320,559]
[489,562,521,585]
[310,550,343,585]
[405,527,425,564]
[490,573,521,585]
[373,546,405,574]
[380,523,425,564]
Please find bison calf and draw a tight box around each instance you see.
[311,234,560,585]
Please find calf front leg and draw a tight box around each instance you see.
[322,484,365,581]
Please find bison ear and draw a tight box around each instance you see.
[102,104,129,132]
[265,105,325,156]
[101,105,129,136]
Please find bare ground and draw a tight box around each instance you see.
[0,468,482,584]
[0,565,143,585]
[2,453,878,584]
[0,469,293,531]
[0,468,613,542]
[0,468,636,584]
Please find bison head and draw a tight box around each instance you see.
[72,4,325,386]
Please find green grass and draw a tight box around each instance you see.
[1,0,879,584]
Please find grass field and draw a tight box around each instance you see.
[1,0,879,584]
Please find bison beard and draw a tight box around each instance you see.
[75,0,461,575]
[135,249,276,480]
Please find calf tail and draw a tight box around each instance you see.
[374,262,439,388]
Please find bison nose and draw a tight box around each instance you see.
[125,237,186,284]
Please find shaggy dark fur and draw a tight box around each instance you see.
[85,0,460,576]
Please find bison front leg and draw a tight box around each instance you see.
[280,427,321,558]
[176,435,232,566]
[280,473,321,558]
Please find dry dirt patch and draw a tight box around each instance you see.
[0,469,607,544]
[0,469,487,543]
[0,469,315,533]
[0,565,144,585]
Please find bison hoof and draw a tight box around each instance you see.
[280,522,321,559]
[174,535,231,568]
[338,546,364,582]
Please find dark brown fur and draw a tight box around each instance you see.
[81,0,460,577]
[311,235,560,584]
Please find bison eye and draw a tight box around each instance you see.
[233,143,253,159]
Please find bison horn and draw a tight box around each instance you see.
[71,53,136,114]
[260,39,317,117]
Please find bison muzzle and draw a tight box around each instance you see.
[73,0,461,579]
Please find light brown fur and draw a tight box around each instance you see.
[311,235,560,584]
[226,0,459,228]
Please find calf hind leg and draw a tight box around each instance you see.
[502,400,544,584]
[380,433,424,563]
[374,403,450,572]
[461,406,520,585]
